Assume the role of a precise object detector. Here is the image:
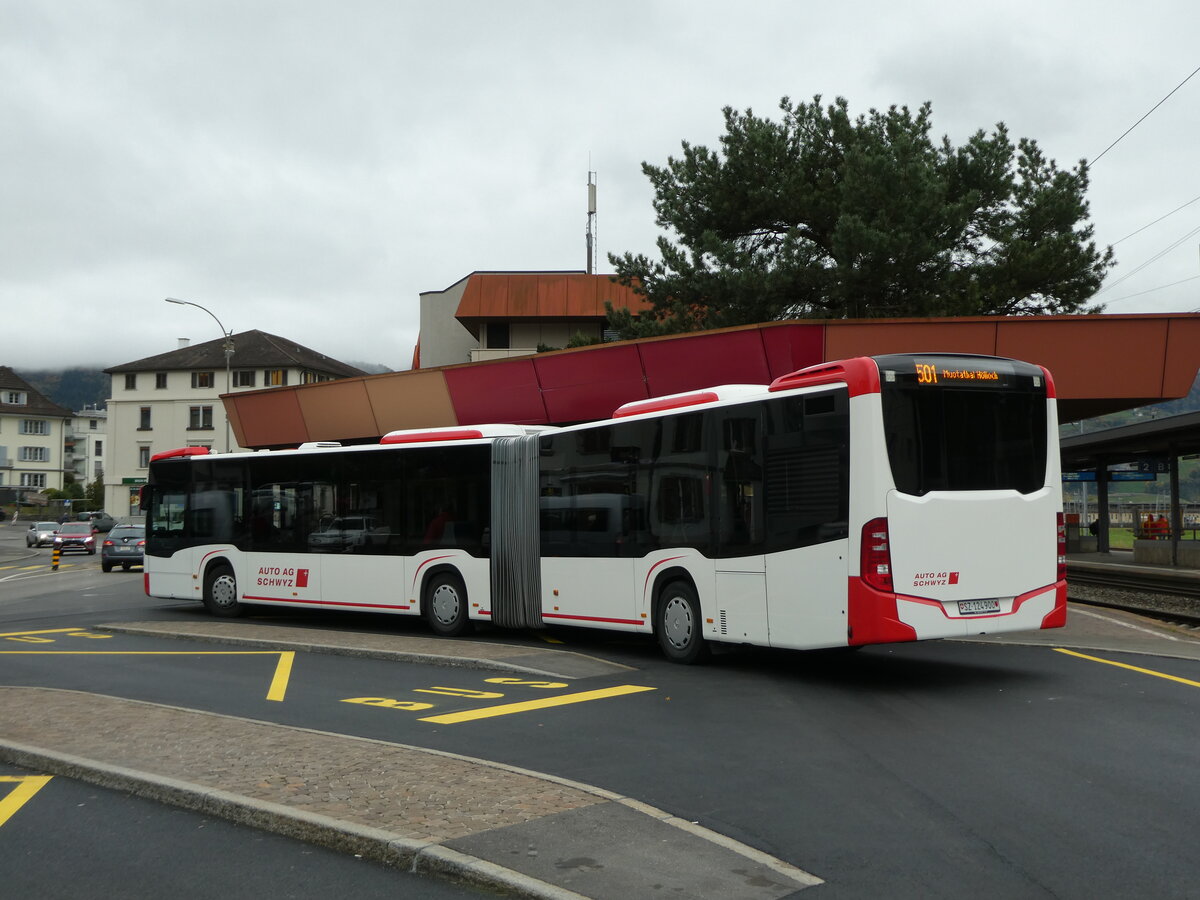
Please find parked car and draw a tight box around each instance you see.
[53,522,97,554]
[77,511,116,532]
[26,521,59,547]
[101,525,145,572]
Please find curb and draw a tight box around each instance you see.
[0,737,587,900]
[0,686,822,898]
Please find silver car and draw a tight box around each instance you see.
[26,521,59,547]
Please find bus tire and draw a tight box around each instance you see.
[424,571,472,637]
[656,580,708,664]
[203,564,243,618]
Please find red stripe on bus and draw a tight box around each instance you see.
[242,595,412,610]
[643,556,686,595]
[1041,581,1068,629]
[769,356,881,397]
[150,446,211,462]
[894,583,1059,620]
[411,555,457,592]
[380,429,485,444]
[542,612,646,626]
[613,392,720,418]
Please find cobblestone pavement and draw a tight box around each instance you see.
[0,687,602,843]
[0,684,819,900]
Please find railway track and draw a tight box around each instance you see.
[1067,562,1200,628]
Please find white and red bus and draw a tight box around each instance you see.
[144,353,1066,662]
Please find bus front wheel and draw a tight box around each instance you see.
[203,564,243,618]
[657,581,708,664]
[425,571,472,637]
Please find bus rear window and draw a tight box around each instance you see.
[879,355,1048,495]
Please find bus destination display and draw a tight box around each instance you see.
[914,360,1002,385]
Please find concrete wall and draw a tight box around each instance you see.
[1133,539,1200,567]
[418,279,478,368]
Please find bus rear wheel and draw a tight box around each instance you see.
[657,580,708,664]
[203,564,243,618]
[425,571,472,637]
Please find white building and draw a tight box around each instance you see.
[0,367,73,504]
[103,331,364,516]
[68,406,107,487]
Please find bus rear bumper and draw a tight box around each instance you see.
[848,578,1066,645]
[896,582,1064,640]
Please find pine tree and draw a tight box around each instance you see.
[609,96,1114,336]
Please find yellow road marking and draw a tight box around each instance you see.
[266,651,294,702]
[0,628,89,638]
[0,775,53,828]
[0,651,285,655]
[419,684,656,724]
[1055,648,1200,688]
[0,649,294,702]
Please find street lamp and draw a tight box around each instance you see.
[164,297,234,452]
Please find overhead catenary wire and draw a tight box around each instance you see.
[1096,222,1200,296]
[1083,66,1200,303]
[1088,64,1200,167]
[1112,193,1200,246]
[1102,273,1200,307]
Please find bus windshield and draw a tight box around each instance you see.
[878,354,1048,496]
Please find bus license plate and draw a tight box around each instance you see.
[958,599,1000,615]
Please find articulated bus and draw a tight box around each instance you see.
[144,353,1066,662]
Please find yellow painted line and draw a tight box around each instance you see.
[1055,648,1200,688]
[266,651,295,702]
[0,628,88,638]
[419,684,656,724]
[0,775,53,828]
[536,631,564,645]
[0,651,284,655]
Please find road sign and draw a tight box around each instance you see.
[1062,470,1157,483]
[1134,458,1170,474]
[1110,471,1157,481]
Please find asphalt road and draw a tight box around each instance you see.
[4,523,1200,898]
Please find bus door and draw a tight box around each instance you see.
[145,482,194,599]
[761,390,851,650]
[711,408,769,645]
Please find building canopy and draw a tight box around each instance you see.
[223,314,1200,450]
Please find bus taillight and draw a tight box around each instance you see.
[861,517,893,592]
[1057,512,1067,581]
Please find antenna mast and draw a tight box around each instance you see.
[586,169,597,274]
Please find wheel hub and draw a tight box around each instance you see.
[662,596,693,649]
[211,575,238,608]
[431,583,460,625]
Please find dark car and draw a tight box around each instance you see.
[53,522,97,554]
[101,525,145,572]
[26,521,59,547]
[77,511,116,532]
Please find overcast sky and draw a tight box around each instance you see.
[4,1,1198,373]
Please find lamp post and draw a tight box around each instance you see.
[164,297,234,452]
